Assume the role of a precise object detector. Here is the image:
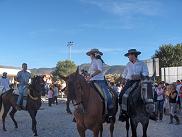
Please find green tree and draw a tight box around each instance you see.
[153,44,182,82]
[52,60,77,81]
[153,44,182,68]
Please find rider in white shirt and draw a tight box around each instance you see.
[86,49,113,118]
[118,49,156,121]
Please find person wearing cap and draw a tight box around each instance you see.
[0,72,10,93]
[16,63,31,110]
[118,49,150,121]
[86,49,113,117]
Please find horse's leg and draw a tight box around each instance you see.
[93,127,100,137]
[126,118,130,137]
[142,119,149,137]
[77,124,85,137]
[99,124,103,137]
[130,118,138,137]
[66,100,72,114]
[28,110,38,136]
[9,107,18,128]
[2,105,11,131]
[110,119,115,137]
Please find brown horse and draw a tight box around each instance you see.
[60,68,118,137]
[0,76,45,136]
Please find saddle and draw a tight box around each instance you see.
[91,82,115,115]
[122,82,138,112]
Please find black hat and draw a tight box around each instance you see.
[124,49,141,57]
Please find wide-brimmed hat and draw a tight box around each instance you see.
[3,72,7,75]
[86,49,103,56]
[124,49,141,57]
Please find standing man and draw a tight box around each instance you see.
[16,63,31,110]
[0,72,10,93]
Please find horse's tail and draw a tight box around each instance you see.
[0,95,4,120]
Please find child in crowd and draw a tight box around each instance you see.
[48,86,54,107]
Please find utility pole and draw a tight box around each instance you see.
[67,41,74,60]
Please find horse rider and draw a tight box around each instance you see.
[0,72,10,93]
[86,48,113,117]
[15,63,31,110]
[118,49,156,121]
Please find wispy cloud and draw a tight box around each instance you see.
[80,20,133,30]
[80,0,162,17]
[79,0,163,30]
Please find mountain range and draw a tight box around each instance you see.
[30,64,125,75]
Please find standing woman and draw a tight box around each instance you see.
[86,49,113,117]
[168,84,180,125]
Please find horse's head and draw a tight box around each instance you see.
[30,75,46,97]
[60,67,85,101]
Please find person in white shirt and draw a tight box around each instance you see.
[0,72,10,93]
[86,49,113,117]
[156,82,165,121]
[118,49,153,121]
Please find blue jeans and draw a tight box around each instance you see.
[156,100,164,112]
[17,85,28,105]
[156,100,164,120]
[94,80,113,109]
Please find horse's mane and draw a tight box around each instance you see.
[67,72,89,100]
[128,82,145,114]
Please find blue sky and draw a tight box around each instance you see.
[0,0,182,68]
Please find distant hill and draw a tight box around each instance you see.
[31,68,55,75]
[30,64,125,75]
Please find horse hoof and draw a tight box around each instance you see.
[67,111,72,114]
[15,126,18,129]
[34,134,38,136]
[3,129,7,132]
[66,109,72,114]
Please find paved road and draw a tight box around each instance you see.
[0,100,181,137]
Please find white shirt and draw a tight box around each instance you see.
[89,58,104,81]
[122,60,149,80]
[0,77,10,92]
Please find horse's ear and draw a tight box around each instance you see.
[76,66,79,75]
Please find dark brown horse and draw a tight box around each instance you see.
[0,76,45,136]
[60,68,118,137]
[123,81,153,137]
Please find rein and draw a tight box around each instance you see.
[27,89,39,101]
